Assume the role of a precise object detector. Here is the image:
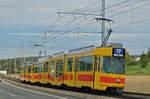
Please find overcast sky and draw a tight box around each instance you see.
[0,0,150,59]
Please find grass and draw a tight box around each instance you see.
[126,63,150,75]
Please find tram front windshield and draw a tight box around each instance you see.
[112,57,125,74]
[102,48,125,74]
[102,56,125,74]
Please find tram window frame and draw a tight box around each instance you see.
[67,58,73,72]
[101,56,111,73]
[94,56,97,72]
[44,62,49,72]
[79,56,93,72]
[98,57,101,72]
[32,67,34,73]
[74,58,78,72]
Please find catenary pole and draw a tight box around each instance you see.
[102,0,105,42]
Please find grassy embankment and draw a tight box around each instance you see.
[126,63,150,75]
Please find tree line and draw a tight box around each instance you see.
[126,48,150,68]
[0,57,38,74]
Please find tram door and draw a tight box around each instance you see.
[24,67,26,80]
[23,67,26,81]
[55,60,59,85]
[93,56,101,89]
[31,66,34,83]
[74,58,78,86]
[55,59,63,86]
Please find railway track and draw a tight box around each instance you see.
[1,76,150,99]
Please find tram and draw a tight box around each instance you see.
[20,44,125,94]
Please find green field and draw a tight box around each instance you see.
[126,63,150,75]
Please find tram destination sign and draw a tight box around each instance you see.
[113,48,125,57]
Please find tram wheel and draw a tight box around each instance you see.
[107,88,123,96]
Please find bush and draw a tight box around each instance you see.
[127,60,139,66]
[125,52,131,65]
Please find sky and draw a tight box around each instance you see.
[0,0,150,59]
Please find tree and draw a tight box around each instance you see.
[147,48,150,62]
[125,51,131,65]
[127,60,139,66]
[140,52,148,68]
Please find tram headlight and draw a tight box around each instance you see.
[116,78,121,83]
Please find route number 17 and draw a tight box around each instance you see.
[116,49,122,54]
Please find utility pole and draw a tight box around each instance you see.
[43,32,47,56]
[102,0,105,42]
[20,41,26,64]
[14,55,17,78]
[9,57,11,74]
[23,48,26,64]
[9,55,13,74]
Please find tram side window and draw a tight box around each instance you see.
[56,60,63,77]
[28,66,31,73]
[67,58,73,72]
[22,68,24,73]
[94,56,97,72]
[79,57,85,71]
[34,67,38,73]
[79,56,93,72]
[102,56,111,73]
[86,56,93,71]
[44,62,49,72]
[37,66,39,73]
[38,64,42,73]
[58,60,63,72]
[50,61,55,77]
[24,67,26,73]
[98,57,101,72]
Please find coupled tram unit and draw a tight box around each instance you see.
[20,45,126,95]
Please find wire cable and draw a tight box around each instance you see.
[114,16,150,29]
[108,0,149,18]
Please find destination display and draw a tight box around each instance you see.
[113,48,125,57]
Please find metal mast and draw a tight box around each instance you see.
[44,32,47,56]
[102,0,105,42]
